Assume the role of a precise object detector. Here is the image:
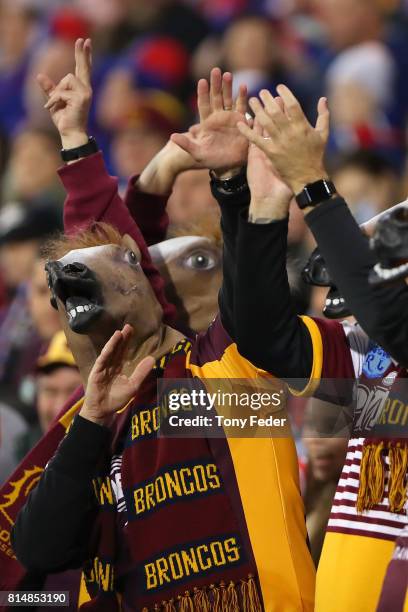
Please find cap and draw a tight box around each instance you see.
[37,331,77,372]
[0,203,63,246]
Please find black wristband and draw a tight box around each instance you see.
[210,167,248,195]
[61,136,98,162]
[295,179,336,209]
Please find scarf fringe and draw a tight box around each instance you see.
[143,576,262,612]
[357,440,408,513]
[388,442,408,512]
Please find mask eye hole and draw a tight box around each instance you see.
[183,251,216,271]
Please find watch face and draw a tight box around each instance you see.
[307,180,332,202]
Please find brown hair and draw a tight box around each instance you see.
[42,222,124,261]
[168,212,222,248]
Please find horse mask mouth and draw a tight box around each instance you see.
[369,206,408,285]
[45,260,104,334]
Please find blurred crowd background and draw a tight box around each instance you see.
[1,0,408,567]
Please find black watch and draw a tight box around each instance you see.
[295,179,336,209]
[61,136,98,162]
[209,167,248,195]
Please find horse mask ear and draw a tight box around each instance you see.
[121,234,142,262]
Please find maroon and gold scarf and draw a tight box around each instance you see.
[0,341,262,611]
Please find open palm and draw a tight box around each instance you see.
[171,68,249,173]
[82,325,154,425]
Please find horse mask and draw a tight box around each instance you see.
[45,225,163,373]
[369,204,408,284]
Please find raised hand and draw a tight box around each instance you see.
[238,85,330,195]
[171,68,249,176]
[246,118,293,223]
[80,324,154,426]
[37,38,93,149]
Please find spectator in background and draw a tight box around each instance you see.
[15,330,80,461]
[109,90,186,188]
[222,15,281,97]
[0,1,41,136]
[0,402,28,484]
[314,0,385,53]
[0,203,62,399]
[312,0,407,165]
[28,257,61,345]
[301,399,350,566]
[326,42,398,161]
[331,149,400,223]
[1,127,64,207]
[167,169,220,227]
[24,7,89,129]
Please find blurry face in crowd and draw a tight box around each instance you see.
[223,17,277,73]
[333,166,397,222]
[112,127,167,178]
[97,69,135,131]
[167,170,219,226]
[36,366,82,432]
[302,399,349,481]
[8,130,60,199]
[328,82,379,131]
[314,0,381,50]
[25,39,76,126]
[28,259,61,341]
[0,239,39,288]
[304,435,348,481]
[0,4,36,66]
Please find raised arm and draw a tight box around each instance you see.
[171,68,251,338]
[233,119,314,379]
[238,85,408,367]
[37,38,175,323]
[12,327,153,573]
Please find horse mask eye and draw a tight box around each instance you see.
[183,251,217,271]
[125,250,138,265]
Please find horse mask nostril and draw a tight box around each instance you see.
[63,262,89,277]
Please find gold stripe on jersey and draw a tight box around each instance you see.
[289,315,324,397]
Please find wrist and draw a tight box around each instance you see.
[60,131,89,150]
[79,405,109,427]
[249,195,291,223]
